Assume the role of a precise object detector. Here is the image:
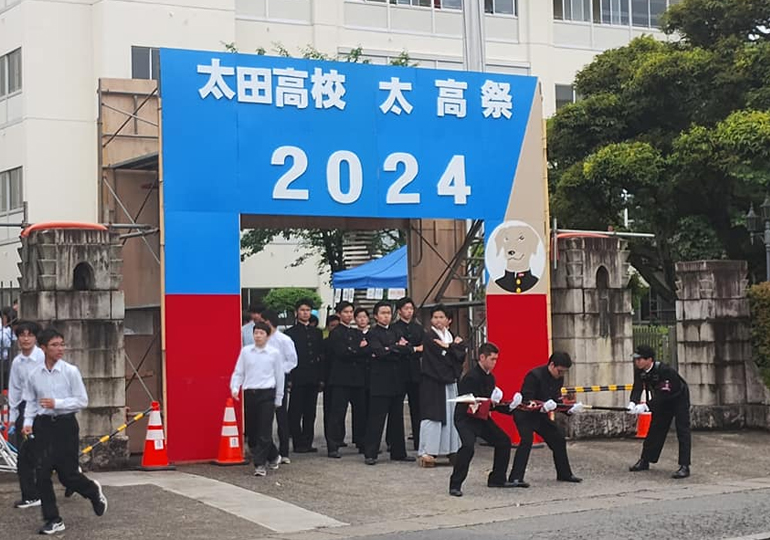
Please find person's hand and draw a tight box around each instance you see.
[275,403,282,409]
[541,399,557,413]
[39,398,55,409]
[360,340,368,348]
[453,337,463,344]
[568,402,585,414]
[433,339,449,349]
[633,403,649,414]
[490,387,503,404]
[414,344,424,352]
[22,426,32,436]
[231,390,240,401]
[626,401,636,413]
[508,392,523,411]
[398,337,409,346]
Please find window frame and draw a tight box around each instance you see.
[0,167,24,215]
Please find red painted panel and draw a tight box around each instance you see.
[486,293,550,443]
[165,294,243,462]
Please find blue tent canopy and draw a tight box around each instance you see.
[332,246,407,289]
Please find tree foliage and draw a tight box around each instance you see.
[263,288,323,314]
[548,0,770,300]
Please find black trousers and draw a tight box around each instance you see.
[510,411,573,481]
[405,380,420,450]
[450,417,511,490]
[33,414,99,522]
[244,389,279,466]
[289,384,319,450]
[275,379,290,457]
[642,394,691,466]
[322,386,338,445]
[328,385,366,452]
[365,394,407,460]
[15,402,38,501]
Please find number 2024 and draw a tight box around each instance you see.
[270,146,471,205]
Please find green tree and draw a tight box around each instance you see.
[548,0,770,301]
[234,44,413,276]
[263,288,323,314]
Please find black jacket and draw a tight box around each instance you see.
[327,325,368,388]
[454,362,503,423]
[367,324,412,396]
[630,362,688,411]
[392,319,424,383]
[495,269,538,294]
[517,364,566,420]
[420,329,466,424]
[285,323,324,386]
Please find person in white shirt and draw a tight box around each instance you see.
[230,321,285,477]
[261,309,298,464]
[1,306,17,390]
[22,327,107,535]
[241,303,265,347]
[7,320,45,509]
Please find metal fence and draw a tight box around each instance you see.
[633,324,677,369]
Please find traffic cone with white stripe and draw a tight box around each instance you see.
[214,398,247,466]
[140,401,175,470]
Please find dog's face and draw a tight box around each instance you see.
[495,225,538,272]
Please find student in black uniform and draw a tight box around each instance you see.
[322,314,341,446]
[363,301,417,465]
[627,344,691,479]
[509,351,583,486]
[285,299,325,453]
[392,297,424,451]
[326,303,369,458]
[449,342,520,496]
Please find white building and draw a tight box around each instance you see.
[0,0,679,298]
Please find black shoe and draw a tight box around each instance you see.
[672,465,690,479]
[91,480,108,517]
[327,451,342,459]
[357,447,365,454]
[14,499,41,509]
[38,518,65,535]
[294,447,318,454]
[340,442,349,448]
[391,456,416,462]
[64,488,74,498]
[557,475,583,483]
[306,447,318,453]
[488,481,517,488]
[364,458,377,465]
[629,459,650,472]
[509,479,530,488]
[449,488,463,497]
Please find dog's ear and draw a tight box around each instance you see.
[495,230,506,255]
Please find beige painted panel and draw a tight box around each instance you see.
[269,0,311,21]
[390,6,432,33]
[594,26,634,50]
[343,1,387,29]
[434,10,462,36]
[485,15,518,42]
[552,21,591,48]
[236,0,267,18]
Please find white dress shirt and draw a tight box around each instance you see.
[241,321,255,346]
[269,329,298,375]
[8,346,45,423]
[230,344,284,406]
[23,359,89,428]
[0,325,14,361]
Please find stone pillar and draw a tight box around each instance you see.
[551,236,636,437]
[18,228,128,469]
[676,260,770,429]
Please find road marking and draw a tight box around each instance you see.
[720,535,770,540]
[91,471,346,533]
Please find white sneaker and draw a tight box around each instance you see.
[14,499,41,509]
[254,465,267,477]
[268,455,280,470]
[280,456,291,464]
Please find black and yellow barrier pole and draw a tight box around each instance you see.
[81,406,152,456]
[561,384,633,395]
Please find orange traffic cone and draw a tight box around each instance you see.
[214,398,247,466]
[636,411,652,439]
[140,401,175,470]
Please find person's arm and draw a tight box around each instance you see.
[283,337,298,373]
[230,350,246,398]
[367,330,391,359]
[520,371,538,402]
[23,376,38,430]
[273,351,285,406]
[51,366,89,412]
[629,367,643,407]
[7,358,21,424]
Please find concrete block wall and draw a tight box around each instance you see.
[18,228,128,469]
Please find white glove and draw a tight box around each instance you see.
[490,387,503,404]
[508,392,523,411]
[633,403,649,414]
[568,402,584,414]
[626,401,636,413]
[541,399,557,413]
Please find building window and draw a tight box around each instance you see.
[555,84,579,110]
[0,167,23,214]
[0,48,22,98]
[131,46,160,81]
[485,0,516,15]
[553,0,592,22]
